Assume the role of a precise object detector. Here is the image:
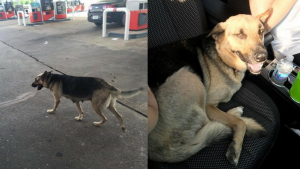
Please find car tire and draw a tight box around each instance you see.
[94,22,102,26]
[118,13,125,27]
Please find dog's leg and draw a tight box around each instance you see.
[75,102,83,121]
[227,106,244,117]
[91,100,107,127]
[206,105,246,166]
[47,93,61,113]
[92,106,107,126]
[227,106,266,138]
[108,99,125,131]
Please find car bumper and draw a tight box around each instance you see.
[88,12,113,23]
[88,12,103,23]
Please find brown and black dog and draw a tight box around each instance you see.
[32,71,143,131]
[148,9,273,165]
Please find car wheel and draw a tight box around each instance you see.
[94,22,102,26]
[118,13,125,27]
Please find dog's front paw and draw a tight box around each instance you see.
[75,116,83,121]
[121,126,126,132]
[227,106,244,117]
[47,109,55,113]
[226,141,241,166]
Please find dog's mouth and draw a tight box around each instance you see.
[247,62,264,75]
[234,51,265,74]
[36,84,44,91]
[37,84,44,91]
[32,84,43,91]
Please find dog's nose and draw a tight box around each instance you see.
[255,53,267,62]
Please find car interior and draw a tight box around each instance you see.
[148,0,300,168]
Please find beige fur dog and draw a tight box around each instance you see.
[148,9,273,166]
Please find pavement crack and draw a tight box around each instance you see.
[0,40,147,118]
[0,40,65,75]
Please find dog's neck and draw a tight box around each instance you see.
[211,49,245,80]
[42,74,53,89]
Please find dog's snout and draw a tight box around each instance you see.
[255,53,267,62]
[32,83,37,87]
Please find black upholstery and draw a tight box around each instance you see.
[148,0,207,48]
[148,0,280,168]
[201,0,239,29]
[228,0,251,14]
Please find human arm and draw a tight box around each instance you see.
[148,86,159,134]
[249,0,297,31]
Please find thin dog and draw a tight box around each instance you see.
[148,9,273,165]
[32,71,143,131]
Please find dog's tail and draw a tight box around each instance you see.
[164,121,232,162]
[241,116,267,138]
[117,87,143,98]
[154,117,266,163]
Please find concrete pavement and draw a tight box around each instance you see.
[0,13,147,169]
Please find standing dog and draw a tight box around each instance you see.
[31,71,143,131]
[148,9,273,165]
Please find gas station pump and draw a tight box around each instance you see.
[0,0,15,19]
[28,0,54,23]
[126,0,148,30]
[67,0,83,12]
[0,4,4,19]
[54,1,66,19]
[41,0,54,21]
[28,2,41,22]
[4,0,15,19]
[15,5,24,18]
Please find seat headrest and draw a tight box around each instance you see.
[149,0,207,49]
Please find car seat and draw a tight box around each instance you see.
[148,0,280,168]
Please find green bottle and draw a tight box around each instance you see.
[290,72,300,103]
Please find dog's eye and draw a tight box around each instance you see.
[235,33,247,39]
[258,29,264,36]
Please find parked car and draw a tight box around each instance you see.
[87,0,125,26]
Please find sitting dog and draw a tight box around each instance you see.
[32,71,142,131]
[148,9,273,165]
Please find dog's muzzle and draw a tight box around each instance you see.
[246,52,267,74]
[32,83,43,91]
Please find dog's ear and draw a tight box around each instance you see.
[256,8,273,24]
[40,71,47,81]
[207,22,227,40]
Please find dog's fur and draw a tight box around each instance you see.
[31,71,142,131]
[148,9,273,165]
